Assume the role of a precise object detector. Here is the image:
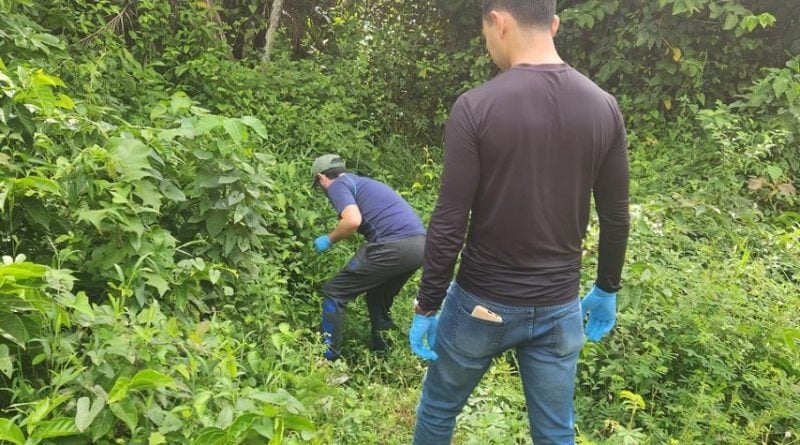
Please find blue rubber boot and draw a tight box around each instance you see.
[321,297,345,360]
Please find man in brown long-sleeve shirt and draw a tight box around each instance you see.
[408,1,630,443]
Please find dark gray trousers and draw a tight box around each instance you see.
[321,235,425,355]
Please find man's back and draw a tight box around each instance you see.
[421,63,629,307]
[326,174,426,243]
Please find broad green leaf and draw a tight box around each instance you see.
[217,176,240,185]
[190,428,227,445]
[283,415,315,432]
[75,397,91,432]
[54,93,75,109]
[108,376,130,404]
[13,176,61,195]
[109,397,138,431]
[222,118,247,144]
[194,115,223,135]
[205,210,227,237]
[208,268,221,284]
[31,70,64,87]
[149,432,167,445]
[76,208,120,232]
[30,417,79,439]
[52,366,84,387]
[133,180,162,211]
[723,14,739,31]
[108,136,153,181]
[766,165,783,181]
[742,15,759,32]
[169,93,193,113]
[66,292,94,319]
[0,262,47,280]
[157,127,195,141]
[0,312,29,348]
[773,76,790,98]
[671,0,688,15]
[119,215,145,240]
[193,391,212,417]
[0,418,24,445]
[251,417,273,439]
[75,396,105,432]
[758,12,776,28]
[227,413,258,439]
[240,116,268,140]
[21,198,51,231]
[0,344,12,378]
[27,394,71,434]
[158,411,183,434]
[159,181,186,202]
[128,369,174,390]
[233,204,249,223]
[215,404,234,429]
[224,233,237,256]
[144,273,170,297]
[90,408,115,442]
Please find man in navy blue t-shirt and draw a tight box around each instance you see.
[311,154,426,360]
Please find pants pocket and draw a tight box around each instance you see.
[346,245,368,271]
[441,297,507,359]
[547,305,584,358]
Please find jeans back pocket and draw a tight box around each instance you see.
[444,300,507,359]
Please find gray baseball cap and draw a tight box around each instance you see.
[311,154,346,182]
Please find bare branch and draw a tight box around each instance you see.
[261,0,285,65]
[79,2,137,47]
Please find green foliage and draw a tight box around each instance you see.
[559,0,797,117]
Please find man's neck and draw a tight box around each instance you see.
[507,33,563,68]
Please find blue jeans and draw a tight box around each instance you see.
[413,282,584,445]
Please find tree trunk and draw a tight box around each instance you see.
[205,0,228,45]
[261,0,285,65]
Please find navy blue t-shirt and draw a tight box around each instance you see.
[326,174,425,243]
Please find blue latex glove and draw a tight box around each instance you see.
[409,314,439,361]
[580,285,617,342]
[313,235,332,253]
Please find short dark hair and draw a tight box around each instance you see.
[482,0,556,29]
[322,167,347,179]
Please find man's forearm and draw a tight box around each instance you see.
[595,213,630,292]
[328,204,362,243]
[328,219,358,243]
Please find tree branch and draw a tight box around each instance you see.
[261,0,285,65]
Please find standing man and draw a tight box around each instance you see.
[408,1,630,444]
[312,154,426,361]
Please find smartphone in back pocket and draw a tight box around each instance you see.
[470,305,503,323]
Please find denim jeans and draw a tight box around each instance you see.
[413,282,584,445]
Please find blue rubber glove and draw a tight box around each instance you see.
[409,314,439,361]
[313,235,332,253]
[580,285,617,342]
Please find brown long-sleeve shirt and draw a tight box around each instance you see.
[417,63,630,311]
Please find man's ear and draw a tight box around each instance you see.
[550,15,560,37]
[491,11,509,37]
[487,10,502,31]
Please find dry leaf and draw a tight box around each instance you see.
[776,183,797,195]
[747,178,765,190]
